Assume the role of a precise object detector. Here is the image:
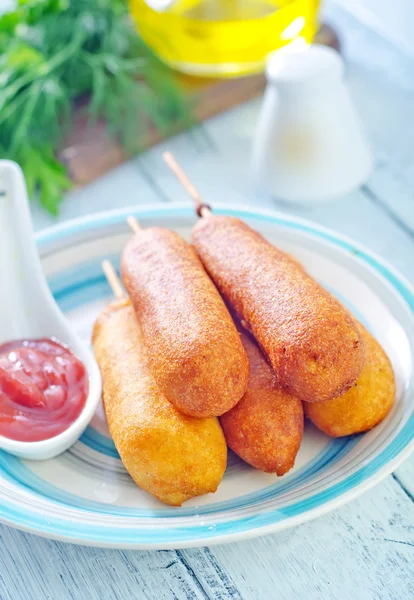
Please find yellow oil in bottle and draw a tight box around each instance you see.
[129,0,320,77]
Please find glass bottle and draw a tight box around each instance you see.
[130,0,320,77]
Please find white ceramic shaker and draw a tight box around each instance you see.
[251,44,373,204]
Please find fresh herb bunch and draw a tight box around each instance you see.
[0,0,189,214]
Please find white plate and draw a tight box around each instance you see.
[0,204,413,549]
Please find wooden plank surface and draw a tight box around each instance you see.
[203,476,414,600]
[11,3,414,599]
[58,26,340,188]
[59,73,266,187]
[337,6,414,238]
[31,160,164,231]
[0,525,213,600]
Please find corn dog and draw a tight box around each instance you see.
[221,327,304,475]
[92,299,227,506]
[192,216,365,403]
[121,226,249,417]
[304,323,395,436]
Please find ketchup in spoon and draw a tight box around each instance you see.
[0,338,88,442]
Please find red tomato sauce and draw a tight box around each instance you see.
[0,338,88,442]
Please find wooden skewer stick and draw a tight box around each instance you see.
[127,215,142,234]
[162,151,212,219]
[102,260,125,300]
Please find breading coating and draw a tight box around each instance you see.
[121,227,249,417]
[304,323,395,436]
[192,216,365,403]
[92,299,227,506]
[221,328,304,475]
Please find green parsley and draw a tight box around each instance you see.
[0,0,189,214]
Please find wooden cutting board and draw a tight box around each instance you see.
[59,24,340,187]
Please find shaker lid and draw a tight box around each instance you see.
[266,44,343,92]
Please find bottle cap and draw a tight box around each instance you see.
[266,44,343,94]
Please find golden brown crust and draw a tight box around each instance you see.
[92,300,227,506]
[304,324,395,436]
[120,227,249,417]
[192,216,365,403]
[220,328,303,475]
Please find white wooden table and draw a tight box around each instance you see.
[1,5,413,599]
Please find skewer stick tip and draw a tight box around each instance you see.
[102,260,125,300]
[162,151,174,165]
[162,151,211,218]
[127,215,142,234]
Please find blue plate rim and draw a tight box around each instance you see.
[0,203,413,549]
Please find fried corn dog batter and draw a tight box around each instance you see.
[221,327,304,475]
[304,323,395,436]
[92,299,227,506]
[121,227,249,417]
[192,216,365,403]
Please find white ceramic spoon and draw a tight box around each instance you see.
[0,160,102,459]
